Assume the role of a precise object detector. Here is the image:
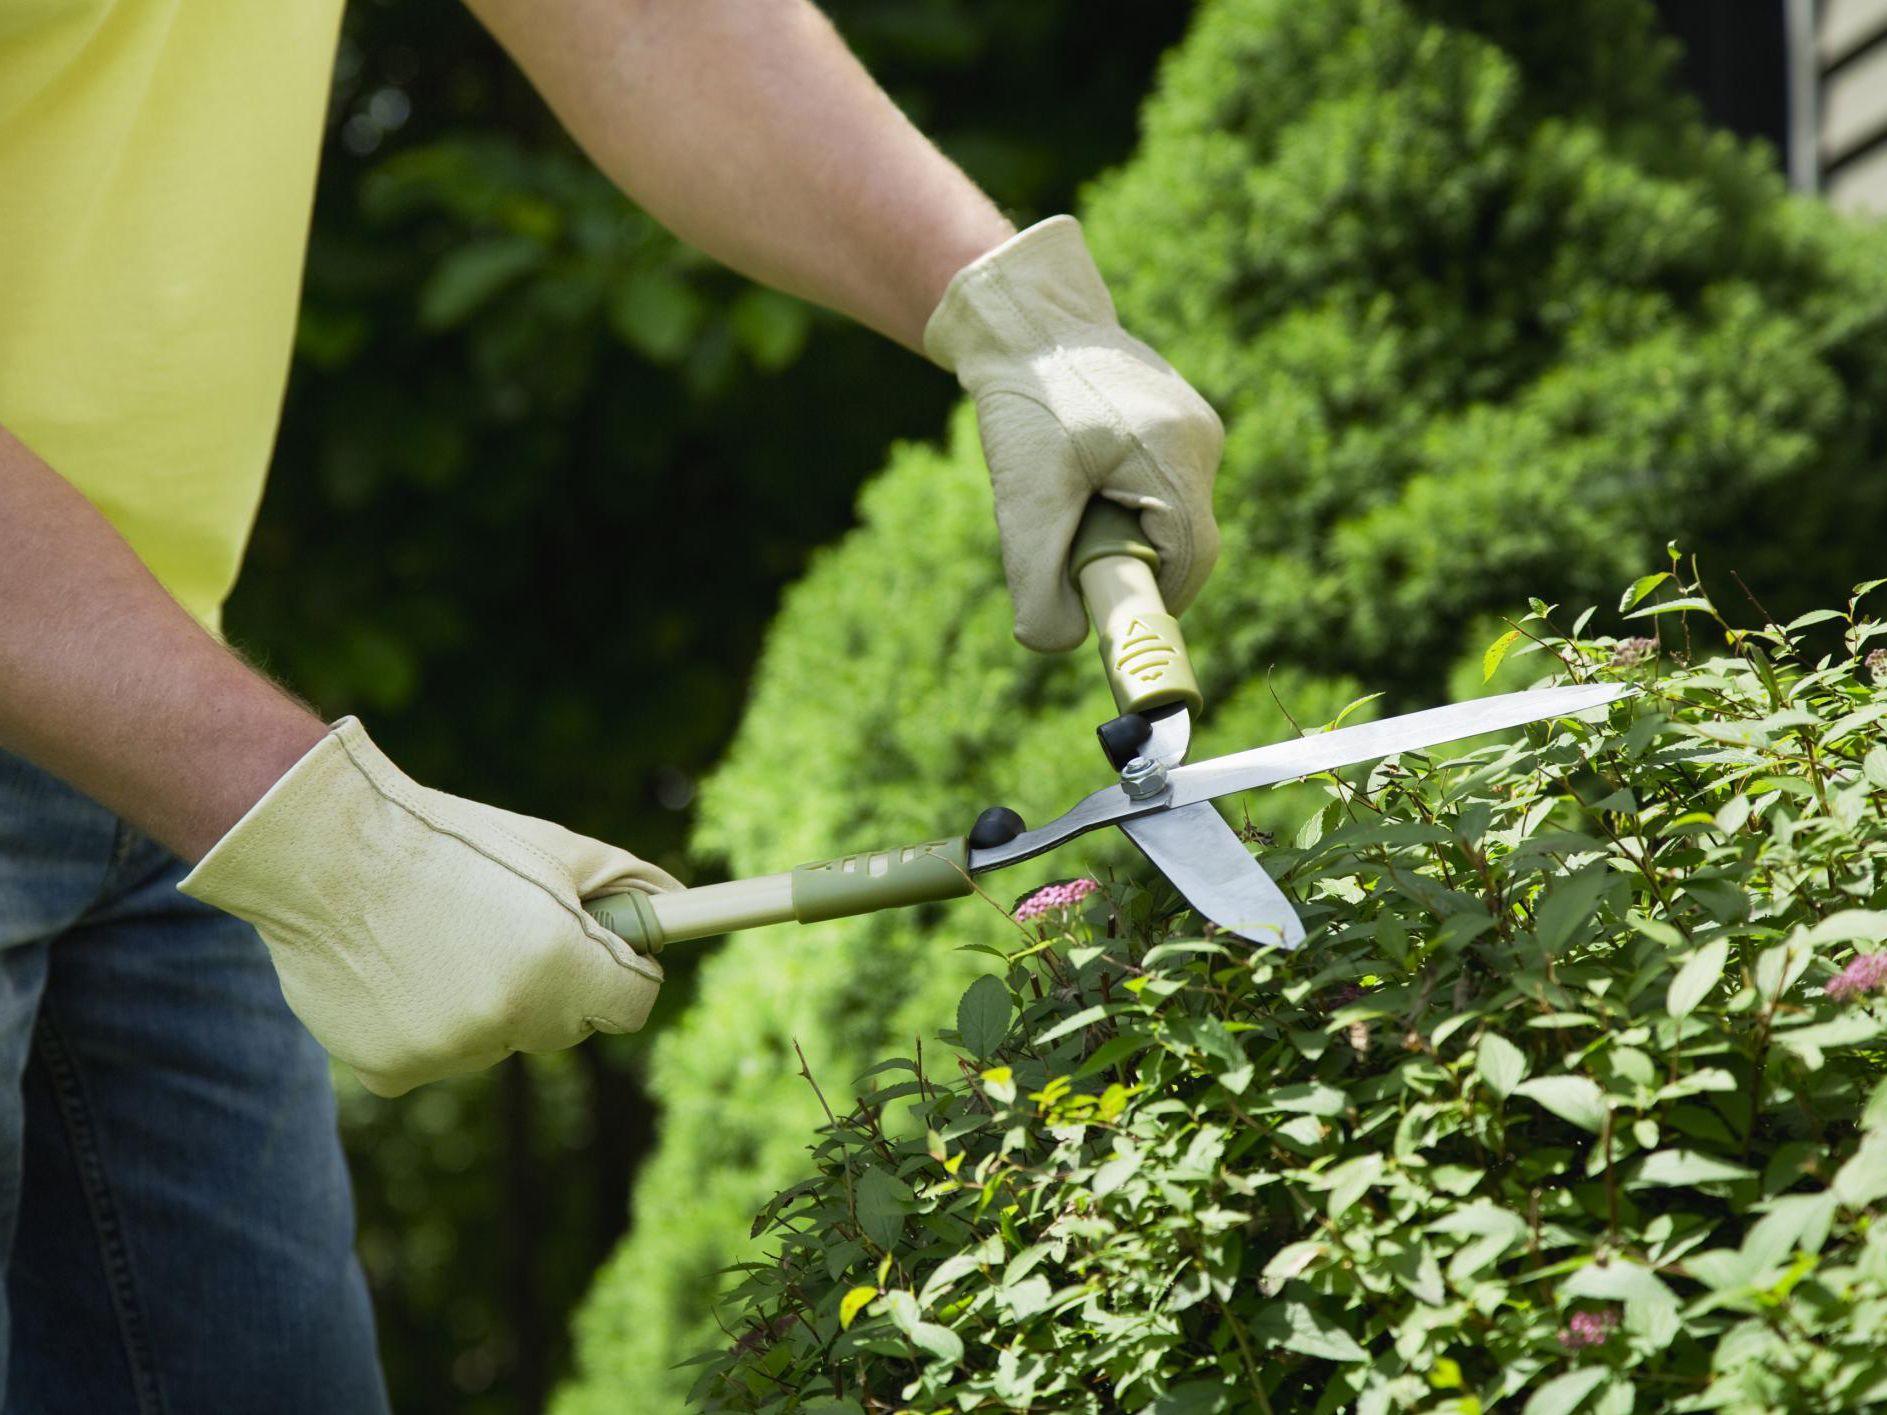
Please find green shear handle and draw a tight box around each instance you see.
[1069,499,1203,716]
[584,498,1201,951]
[586,838,973,953]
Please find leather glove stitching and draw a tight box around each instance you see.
[331,729,662,983]
[966,261,1198,577]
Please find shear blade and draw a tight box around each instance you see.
[1120,802,1305,950]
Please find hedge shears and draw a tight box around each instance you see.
[587,503,1626,952]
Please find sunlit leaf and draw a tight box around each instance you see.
[838,1286,878,1331]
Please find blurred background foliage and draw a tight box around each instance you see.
[221,1,1839,1412]
[225,2,1187,1411]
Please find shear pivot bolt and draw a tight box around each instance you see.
[1119,755,1168,800]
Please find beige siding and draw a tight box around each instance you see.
[1828,137,1887,209]
[1821,0,1887,62]
[1823,37,1887,159]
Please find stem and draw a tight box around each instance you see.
[1217,1297,1272,1414]
[1602,1107,1619,1245]
[793,1039,857,1227]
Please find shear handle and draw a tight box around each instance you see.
[1069,499,1203,716]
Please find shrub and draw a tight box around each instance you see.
[558,0,1887,1407]
[697,578,1887,1413]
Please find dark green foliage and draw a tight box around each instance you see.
[563,0,1887,1408]
[703,582,1887,1412]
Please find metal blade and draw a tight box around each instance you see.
[969,682,1627,873]
[1168,681,1628,810]
[1120,803,1305,950]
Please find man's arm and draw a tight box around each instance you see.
[0,426,325,861]
[464,0,1015,352]
[471,0,1224,653]
[0,427,677,1094]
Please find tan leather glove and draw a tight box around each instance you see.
[179,717,677,1097]
[924,215,1224,653]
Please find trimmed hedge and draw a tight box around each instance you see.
[557,1,1887,1409]
[701,581,1887,1412]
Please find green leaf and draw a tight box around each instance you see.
[881,1288,919,1334]
[1269,1082,1349,1117]
[1476,1032,1528,1098]
[1323,1153,1385,1220]
[607,267,707,362]
[1385,1245,1446,1306]
[1522,1367,1608,1415]
[1483,628,1524,683]
[1744,1192,1837,1267]
[1625,596,1717,620]
[996,1274,1052,1322]
[1092,1148,1141,1197]
[1776,1014,1885,1055]
[1715,793,1752,834]
[1801,910,1887,946]
[1619,572,1671,612]
[1561,1259,1681,1348]
[1834,1131,1887,1208]
[728,288,812,370]
[1146,1383,1234,1415]
[1631,1149,1756,1188]
[1534,870,1612,952]
[956,974,1012,1059]
[909,1321,963,1365]
[1755,938,1812,1003]
[418,235,545,329]
[1866,747,1887,790]
[1034,1003,1123,1047]
[1513,1075,1609,1133]
[1251,1300,1368,1363]
[1864,1075,1887,1132]
[1666,938,1729,1022]
[1329,692,1384,730]
[1260,1240,1325,1295]
[979,1066,1016,1105]
[855,1169,912,1250]
[918,1254,982,1307]
[1429,1203,1527,1282]
[1656,1068,1736,1101]
[838,1285,877,1331]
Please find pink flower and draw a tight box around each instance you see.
[1868,648,1887,685]
[1610,636,1657,668]
[1014,878,1099,922]
[1826,952,1887,1002]
[1558,1309,1617,1350]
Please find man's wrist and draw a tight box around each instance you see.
[177,684,329,863]
[901,205,1016,356]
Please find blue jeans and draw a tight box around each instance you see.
[0,749,387,1413]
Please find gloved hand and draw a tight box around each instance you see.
[179,717,677,1097]
[924,215,1223,653]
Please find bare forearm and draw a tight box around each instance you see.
[467,0,1014,352]
[0,428,325,860]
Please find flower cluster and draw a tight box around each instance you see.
[1558,1309,1618,1350]
[1826,952,1887,1002]
[1013,878,1099,923]
[1610,636,1657,668]
[1869,648,1887,686]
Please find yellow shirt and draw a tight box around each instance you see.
[0,0,345,631]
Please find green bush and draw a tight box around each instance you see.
[558,1,1887,1408]
[699,580,1887,1413]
